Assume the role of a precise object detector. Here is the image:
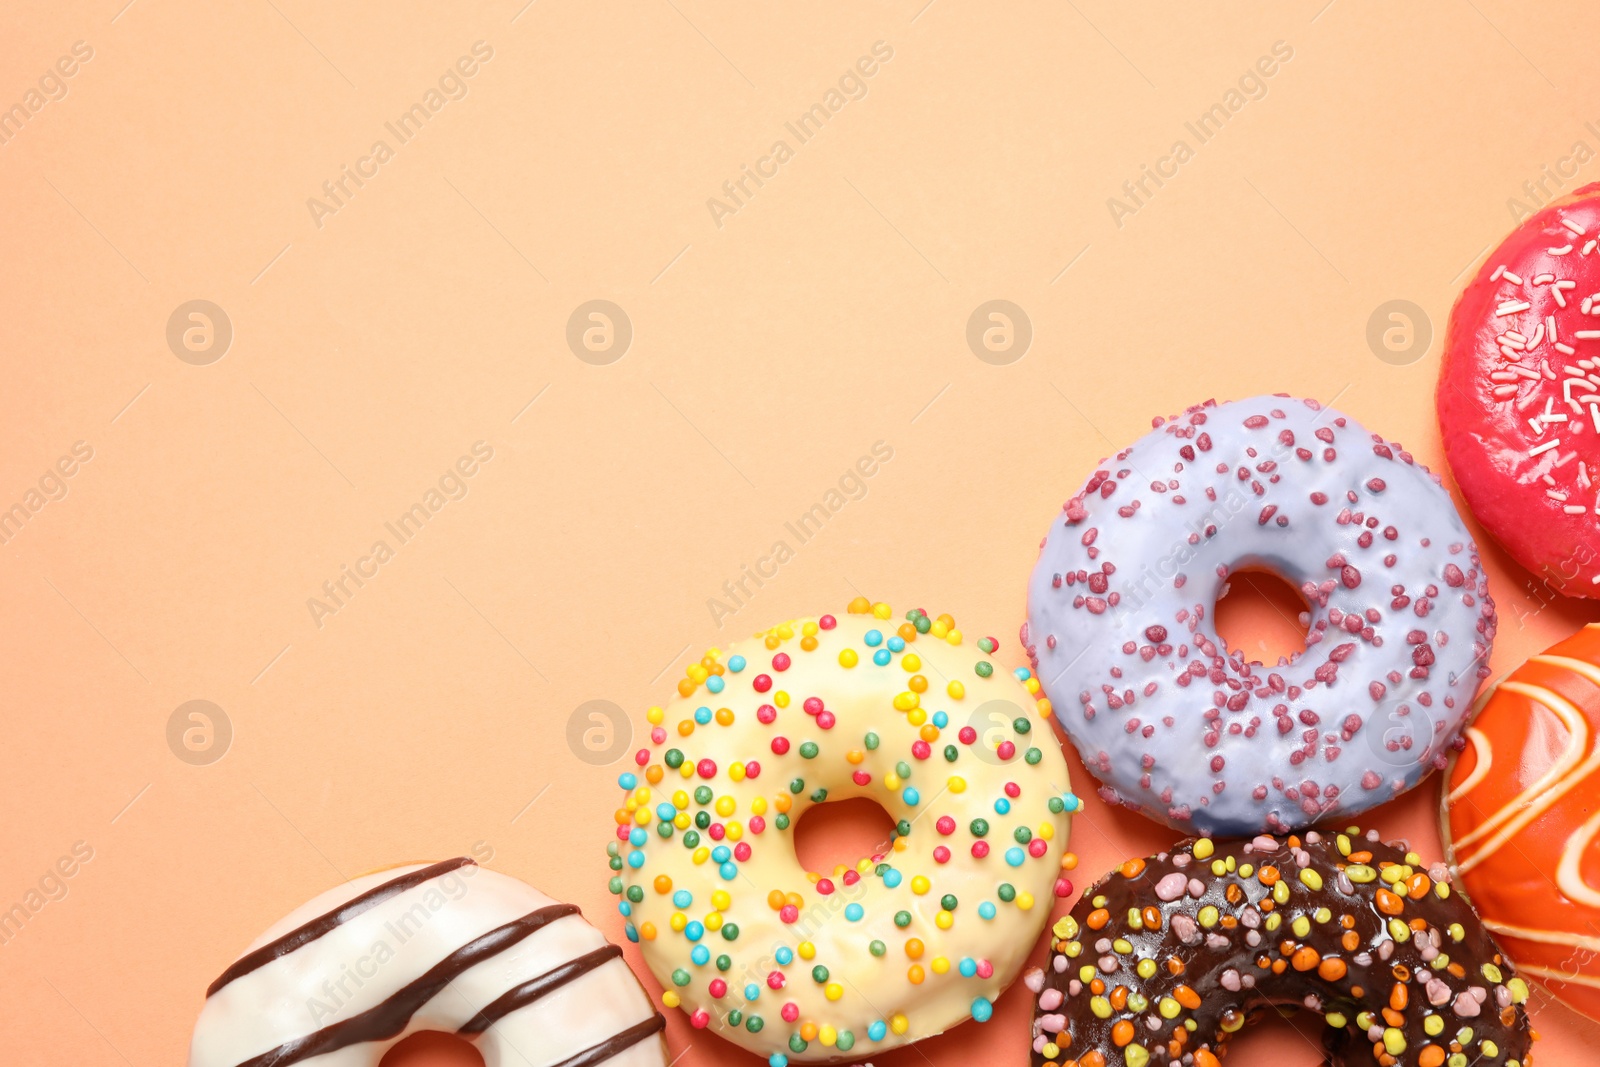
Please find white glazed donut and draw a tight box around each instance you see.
[606,599,1079,1065]
[189,857,668,1067]
[1023,396,1497,836]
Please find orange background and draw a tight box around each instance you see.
[4,2,1600,1065]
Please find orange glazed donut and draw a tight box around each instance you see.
[1444,621,1600,1021]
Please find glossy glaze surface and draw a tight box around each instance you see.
[1438,181,1600,596]
[1029,829,1533,1067]
[607,600,1074,1063]
[1025,396,1496,836]
[1445,621,1600,1021]
[188,862,667,1067]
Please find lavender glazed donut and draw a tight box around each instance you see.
[1022,396,1497,835]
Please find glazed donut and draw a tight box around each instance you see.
[607,599,1078,1065]
[1445,621,1600,1021]
[1027,828,1535,1067]
[1438,182,1600,595]
[189,857,667,1067]
[1023,395,1497,835]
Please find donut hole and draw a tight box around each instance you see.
[791,796,898,875]
[1211,1006,1331,1065]
[1213,567,1311,666]
[380,1032,485,1067]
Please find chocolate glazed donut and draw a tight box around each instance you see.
[1027,829,1534,1067]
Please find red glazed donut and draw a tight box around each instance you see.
[1438,182,1600,595]
[1444,622,1600,1022]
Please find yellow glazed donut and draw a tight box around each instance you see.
[604,599,1080,1065]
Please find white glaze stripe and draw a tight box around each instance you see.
[1532,653,1600,688]
[1508,962,1600,989]
[1447,727,1493,804]
[1456,655,1600,874]
[1484,918,1600,953]
[1448,630,1600,992]
[1453,679,1587,865]
[1556,805,1600,908]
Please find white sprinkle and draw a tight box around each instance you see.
[1581,461,1592,488]
[1565,218,1586,235]
[1531,417,1547,436]
[1491,371,1519,382]
[1579,331,1600,339]
[1545,359,1559,379]
[1506,330,1528,343]
[1534,272,1557,285]
[1493,384,1519,398]
[1550,245,1574,255]
[1552,315,1561,342]
[1566,505,1588,514]
[1504,270,1526,284]
[1498,301,1533,315]
[1545,474,1559,486]
[1511,364,1541,380]
[1531,438,1562,456]
[1502,345,1524,360]
[1568,364,1588,376]
[1558,280,1579,289]
[1558,342,1578,355]
[1491,265,1507,281]
[1530,322,1546,348]
[1548,489,1569,500]
[1586,240,1597,256]
[1556,286,1569,308]
[1547,412,1570,422]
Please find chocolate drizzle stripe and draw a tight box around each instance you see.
[208,857,476,997]
[458,944,624,1034]
[231,903,579,1067]
[545,1013,666,1067]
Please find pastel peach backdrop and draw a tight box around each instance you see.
[2,2,1599,1065]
